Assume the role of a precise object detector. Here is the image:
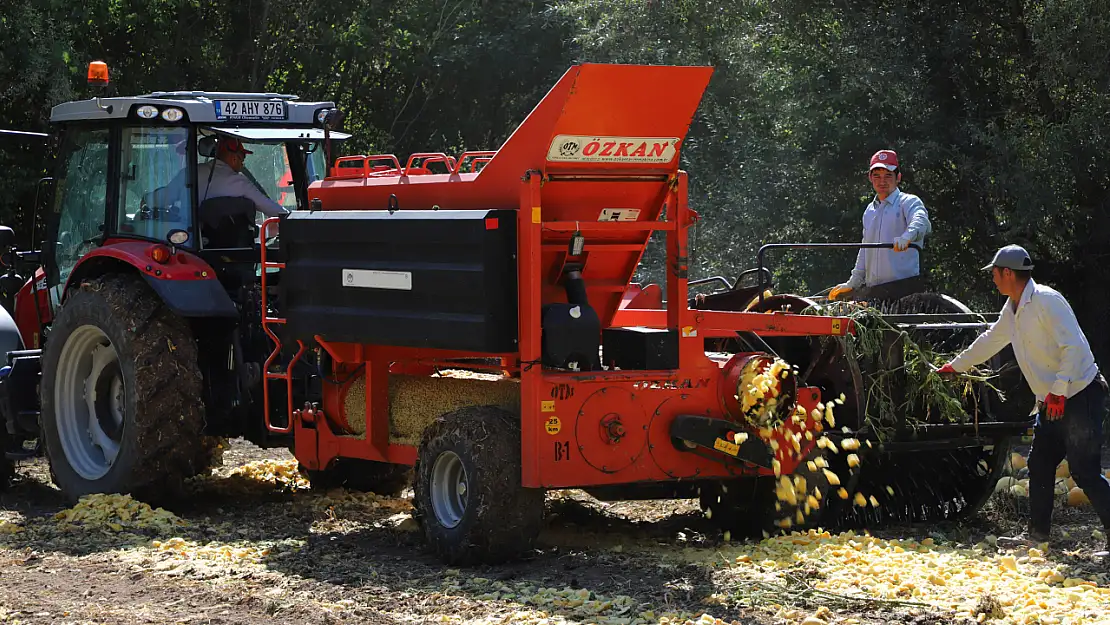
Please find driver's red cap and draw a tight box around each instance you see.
[218,137,253,155]
[870,149,898,171]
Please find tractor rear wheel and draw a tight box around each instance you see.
[40,274,204,505]
[413,405,544,565]
[305,458,412,497]
[193,436,228,476]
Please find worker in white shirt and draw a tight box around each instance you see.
[936,244,1110,556]
[198,137,289,220]
[829,150,932,302]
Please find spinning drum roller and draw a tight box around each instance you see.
[819,293,1018,528]
[699,287,1018,530]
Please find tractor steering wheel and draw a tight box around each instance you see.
[137,201,182,222]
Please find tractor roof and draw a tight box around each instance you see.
[49,91,337,126]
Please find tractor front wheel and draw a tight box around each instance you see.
[413,406,544,565]
[40,274,204,504]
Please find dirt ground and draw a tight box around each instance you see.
[2,439,1108,625]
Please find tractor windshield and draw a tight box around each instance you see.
[227,141,298,213]
[117,126,193,245]
[193,132,299,217]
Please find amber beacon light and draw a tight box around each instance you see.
[87,61,109,87]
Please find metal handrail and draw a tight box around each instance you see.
[688,276,733,291]
[755,242,922,305]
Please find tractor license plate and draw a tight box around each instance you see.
[213,100,286,121]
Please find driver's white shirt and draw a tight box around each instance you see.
[198,160,288,217]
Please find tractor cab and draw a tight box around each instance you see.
[42,62,346,306]
[46,80,349,302]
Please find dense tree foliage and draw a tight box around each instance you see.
[2,0,1109,364]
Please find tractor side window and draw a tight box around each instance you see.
[305,144,327,183]
[117,127,193,246]
[52,127,110,289]
[275,147,297,211]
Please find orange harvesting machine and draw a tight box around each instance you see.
[261,63,1028,564]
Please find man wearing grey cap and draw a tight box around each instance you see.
[936,244,1110,556]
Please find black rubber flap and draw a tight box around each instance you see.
[280,209,518,352]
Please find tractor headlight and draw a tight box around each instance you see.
[160,107,184,122]
[136,105,159,119]
[167,229,190,246]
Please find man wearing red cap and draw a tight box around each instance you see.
[198,137,288,219]
[829,149,932,301]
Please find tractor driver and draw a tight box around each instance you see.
[197,136,289,222]
[829,150,932,301]
[140,136,289,242]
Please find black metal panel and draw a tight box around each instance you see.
[669,414,774,469]
[541,303,601,370]
[280,209,517,352]
[601,326,678,370]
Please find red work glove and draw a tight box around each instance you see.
[935,363,956,375]
[1044,393,1066,420]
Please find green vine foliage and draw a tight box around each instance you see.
[804,302,1001,442]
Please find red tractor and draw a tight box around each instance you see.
[2,62,1033,565]
[0,61,353,496]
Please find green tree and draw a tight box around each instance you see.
[4,0,1109,366]
[554,0,1110,365]
[0,0,75,245]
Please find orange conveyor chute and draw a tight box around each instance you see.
[309,63,715,327]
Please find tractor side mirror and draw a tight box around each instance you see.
[198,135,218,158]
[0,226,15,251]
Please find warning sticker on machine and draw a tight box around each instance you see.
[547,135,679,163]
[599,208,641,222]
[545,416,562,435]
[713,437,739,457]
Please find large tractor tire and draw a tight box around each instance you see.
[304,458,412,497]
[699,477,775,538]
[193,436,228,477]
[413,405,544,565]
[40,274,204,505]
